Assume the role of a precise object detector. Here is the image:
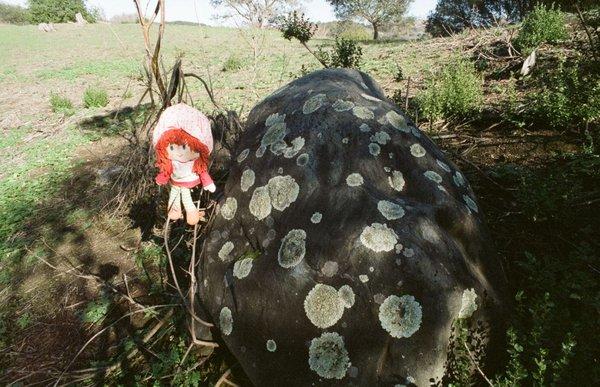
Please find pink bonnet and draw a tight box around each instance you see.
[152,103,213,153]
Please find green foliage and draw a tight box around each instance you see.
[527,58,600,129]
[417,59,483,121]
[82,297,110,324]
[16,312,31,329]
[0,2,30,24]
[316,38,363,69]
[27,0,95,23]
[514,4,568,54]
[332,20,371,41]
[49,93,75,116]
[329,0,412,39]
[278,11,317,44]
[83,86,109,108]
[221,55,245,72]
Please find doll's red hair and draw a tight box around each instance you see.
[155,128,210,182]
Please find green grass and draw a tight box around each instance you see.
[49,93,75,115]
[83,85,109,108]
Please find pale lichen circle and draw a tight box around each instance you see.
[249,186,272,220]
[463,195,479,213]
[278,229,307,268]
[303,93,327,114]
[297,153,309,166]
[266,339,277,352]
[388,170,405,192]
[378,200,406,220]
[237,148,250,163]
[386,110,410,132]
[338,285,355,308]
[360,223,398,252]
[378,295,422,338]
[458,288,478,318]
[410,143,426,158]
[352,106,374,120]
[369,143,381,156]
[308,332,350,380]
[304,284,345,328]
[218,241,234,261]
[332,99,355,112]
[240,169,256,192]
[233,257,253,279]
[220,197,238,220]
[346,173,364,187]
[311,212,323,224]
[267,175,299,212]
[424,170,443,184]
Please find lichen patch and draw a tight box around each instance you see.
[346,173,364,187]
[240,169,256,192]
[308,332,350,380]
[370,131,391,145]
[278,229,306,268]
[378,200,405,220]
[267,175,299,211]
[379,295,422,338]
[332,99,355,112]
[410,143,426,158]
[237,148,249,163]
[321,261,338,277]
[360,223,398,252]
[219,307,233,336]
[437,160,451,172]
[233,257,253,279]
[359,123,371,132]
[249,186,272,220]
[353,106,374,120]
[311,212,323,224]
[218,241,234,261]
[303,93,327,114]
[453,171,466,187]
[220,197,237,220]
[386,111,410,132]
[266,339,277,352]
[338,285,355,308]
[458,288,478,318]
[463,195,479,213]
[369,143,381,156]
[388,170,405,192]
[297,153,309,166]
[424,170,443,184]
[304,284,346,328]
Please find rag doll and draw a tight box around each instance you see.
[153,103,216,226]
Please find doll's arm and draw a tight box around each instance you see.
[200,171,216,192]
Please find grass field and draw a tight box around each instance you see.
[0,20,598,385]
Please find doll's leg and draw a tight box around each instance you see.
[167,185,183,220]
[180,187,203,225]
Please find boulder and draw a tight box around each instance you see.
[198,68,506,385]
[75,12,87,26]
[37,23,56,32]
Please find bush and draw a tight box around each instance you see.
[49,93,74,116]
[514,4,568,54]
[221,55,244,72]
[332,21,371,41]
[28,0,96,24]
[0,2,29,24]
[527,58,600,129]
[83,86,109,108]
[316,38,363,69]
[278,11,317,44]
[417,59,483,121]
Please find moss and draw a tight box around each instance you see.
[304,284,346,328]
[424,170,443,184]
[369,143,381,156]
[267,175,299,211]
[311,212,322,224]
[219,307,233,336]
[378,200,405,220]
[386,110,410,132]
[233,257,253,279]
[458,288,478,319]
[218,241,234,261]
[266,339,277,352]
[249,186,272,220]
[410,143,426,158]
[352,106,374,120]
[378,295,422,338]
[333,99,355,112]
[338,285,355,308]
[303,93,327,114]
[388,171,405,192]
[308,332,350,379]
[241,169,256,192]
[237,148,250,163]
[278,229,306,268]
[220,197,237,220]
[360,223,398,252]
[463,195,478,213]
[346,173,364,187]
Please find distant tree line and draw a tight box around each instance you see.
[0,0,101,25]
[426,0,599,36]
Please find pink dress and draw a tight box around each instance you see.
[170,159,213,189]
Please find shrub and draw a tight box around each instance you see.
[417,59,483,121]
[49,93,74,116]
[527,58,600,129]
[221,55,244,72]
[83,86,109,108]
[28,0,96,24]
[278,11,317,44]
[330,38,363,68]
[514,4,568,54]
[0,2,29,24]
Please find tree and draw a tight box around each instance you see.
[27,0,96,23]
[210,0,300,28]
[0,2,30,24]
[329,0,413,40]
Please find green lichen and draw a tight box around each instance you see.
[386,110,410,132]
[220,197,237,220]
[311,212,322,224]
[353,106,374,120]
[308,332,350,379]
[241,169,255,192]
[218,241,234,261]
[267,175,299,211]
[338,285,355,308]
[369,143,381,156]
[303,93,327,114]
[424,170,443,184]
[219,307,233,336]
[297,153,309,166]
[378,295,422,338]
[410,143,426,158]
[333,99,355,112]
[304,284,346,328]
[463,195,478,213]
[378,200,405,220]
[346,173,364,187]
[237,148,249,163]
[370,131,391,145]
[266,339,277,352]
[453,171,465,187]
[233,257,253,279]
[249,186,272,220]
[437,159,451,172]
[388,170,405,192]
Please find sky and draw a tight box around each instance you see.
[5,0,438,25]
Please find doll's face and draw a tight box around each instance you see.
[167,143,200,162]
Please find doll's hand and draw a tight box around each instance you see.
[205,183,216,193]
[155,173,170,185]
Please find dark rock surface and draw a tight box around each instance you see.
[198,68,506,386]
